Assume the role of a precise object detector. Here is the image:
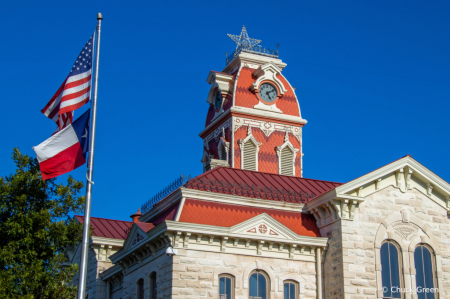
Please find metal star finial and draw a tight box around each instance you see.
[227,26,262,51]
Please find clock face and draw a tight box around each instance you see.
[214,91,222,110]
[259,83,278,103]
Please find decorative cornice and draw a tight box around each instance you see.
[231,106,306,125]
[165,220,328,248]
[222,52,287,74]
[90,236,125,247]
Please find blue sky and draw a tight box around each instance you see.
[1,0,449,221]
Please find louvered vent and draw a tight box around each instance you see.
[220,145,227,161]
[280,147,294,176]
[243,141,257,171]
[205,161,211,172]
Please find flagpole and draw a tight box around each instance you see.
[77,12,102,299]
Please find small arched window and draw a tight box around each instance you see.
[137,278,144,299]
[283,280,298,299]
[380,241,402,298]
[414,245,436,299]
[249,270,269,299]
[149,272,157,299]
[219,274,234,299]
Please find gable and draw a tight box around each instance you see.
[230,213,299,241]
[334,156,449,210]
[122,224,150,252]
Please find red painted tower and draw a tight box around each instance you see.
[200,26,306,177]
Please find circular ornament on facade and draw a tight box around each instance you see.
[295,128,299,132]
[259,224,267,234]
[264,122,271,129]
[236,119,241,123]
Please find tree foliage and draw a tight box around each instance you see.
[0,148,85,298]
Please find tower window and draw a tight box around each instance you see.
[280,146,295,176]
[220,144,228,161]
[243,140,257,171]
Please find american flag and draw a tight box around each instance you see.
[41,33,95,131]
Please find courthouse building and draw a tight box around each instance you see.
[68,27,450,299]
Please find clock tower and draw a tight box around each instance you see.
[200,26,307,177]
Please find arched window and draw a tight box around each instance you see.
[279,146,295,176]
[149,272,157,299]
[219,274,234,299]
[414,245,436,299]
[249,270,269,299]
[137,278,144,299]
[283,280,298,299]
[380,241,402,298]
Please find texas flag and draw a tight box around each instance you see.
[33,109,90,180]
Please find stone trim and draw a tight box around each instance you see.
[242,260,277,291]
[374,210,443,298]
[212,268,241,288]
[278,274,306,298]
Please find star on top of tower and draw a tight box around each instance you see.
[227,26,262,51]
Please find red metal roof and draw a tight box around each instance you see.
[148,202,179,225]
[186,166,343,202]
[136,222,155,233]
[179,199,321,237]
[75,215,133,240]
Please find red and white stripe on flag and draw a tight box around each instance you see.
[41,33,94,131]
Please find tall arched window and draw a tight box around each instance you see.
[219,274,234,299]
[380,241,402,298]
[149,272,157,299]
[137,278,144,299]
[283,280,298,299]
[414,245,436,299]
[249,270,269,299]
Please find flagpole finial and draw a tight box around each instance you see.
[97,13,103,20]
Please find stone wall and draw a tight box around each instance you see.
[71,243,121,299]
[121,253,173,299]
[320,186,450,299]
[170,249,317,299]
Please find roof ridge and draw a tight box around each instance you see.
[75,215,132,223]
[190,166,344,184]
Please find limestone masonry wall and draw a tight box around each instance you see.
[321,186,450,299]
[170,249,317,299]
